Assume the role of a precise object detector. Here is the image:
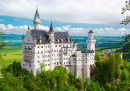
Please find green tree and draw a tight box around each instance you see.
[95,52,101,62]
[105,83,111,91]
[0,32,6,61]
[120,0,130,53]
[39,62,45,73]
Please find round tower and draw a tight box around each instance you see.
[86,30,96,53]
[33,6,41,30]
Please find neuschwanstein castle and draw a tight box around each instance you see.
[21,7,96,82]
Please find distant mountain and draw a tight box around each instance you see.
[1,34,23,40]
[1,34,122,43]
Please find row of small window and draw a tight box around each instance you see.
[37,44,70,48]
[37,53,70,58]
[23,64,31,68]
[72,57,93,60]
[37,46,46,48]
[37,49,70,53]
[24,46,33,48]
[41,57,70,62]
[55,45,69,47]
[25,56,31,58]
[24,51,31,53]
[44,62,71,66]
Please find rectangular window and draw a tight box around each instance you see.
[37,46,39,48]
[55,45,57,47]
[41,46,43,48]
[59,45,61,47]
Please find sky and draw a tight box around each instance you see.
[0,0,130,36]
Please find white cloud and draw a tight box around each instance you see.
[0,0,128,25]
[0,24,129,36]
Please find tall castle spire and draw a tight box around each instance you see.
[49,21,53,32]
[33,5,41,30]
[34,5,40,19]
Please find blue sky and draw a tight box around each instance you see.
[0,0,130,36]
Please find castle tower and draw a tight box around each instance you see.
[86,30,96,54]
[33,6,41,30]
[49,21,54,70]
[49,21,54,42]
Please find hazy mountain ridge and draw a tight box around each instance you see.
[1,34,122,42]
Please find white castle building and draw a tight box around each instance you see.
[21,7,96,82]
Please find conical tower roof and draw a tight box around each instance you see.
[34,5,40,19]
[49,21,53,32]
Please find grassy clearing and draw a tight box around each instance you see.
[0,45,22,68]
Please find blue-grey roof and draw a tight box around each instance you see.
[24,48,32,50]
[53,32,70,43]
[109,50,113,53]
[71,54,76,57]
[81,50,94,53]
[88,30,94,33]
[30,30,70,44]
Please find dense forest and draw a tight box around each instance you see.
[0,52,130,91]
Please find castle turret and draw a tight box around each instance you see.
[49,21,54,42]
[86,30,96,54]
[33,6,41,30]
[49,21,54,70]
[22,35,24,44]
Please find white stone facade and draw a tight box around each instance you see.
[21,8,96,82]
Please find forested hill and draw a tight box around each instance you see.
[1,34,122,42]
[1,34,23,40]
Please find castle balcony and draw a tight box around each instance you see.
[24,58,32,62]
[63,51,68,54]
[24,48,32,62]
